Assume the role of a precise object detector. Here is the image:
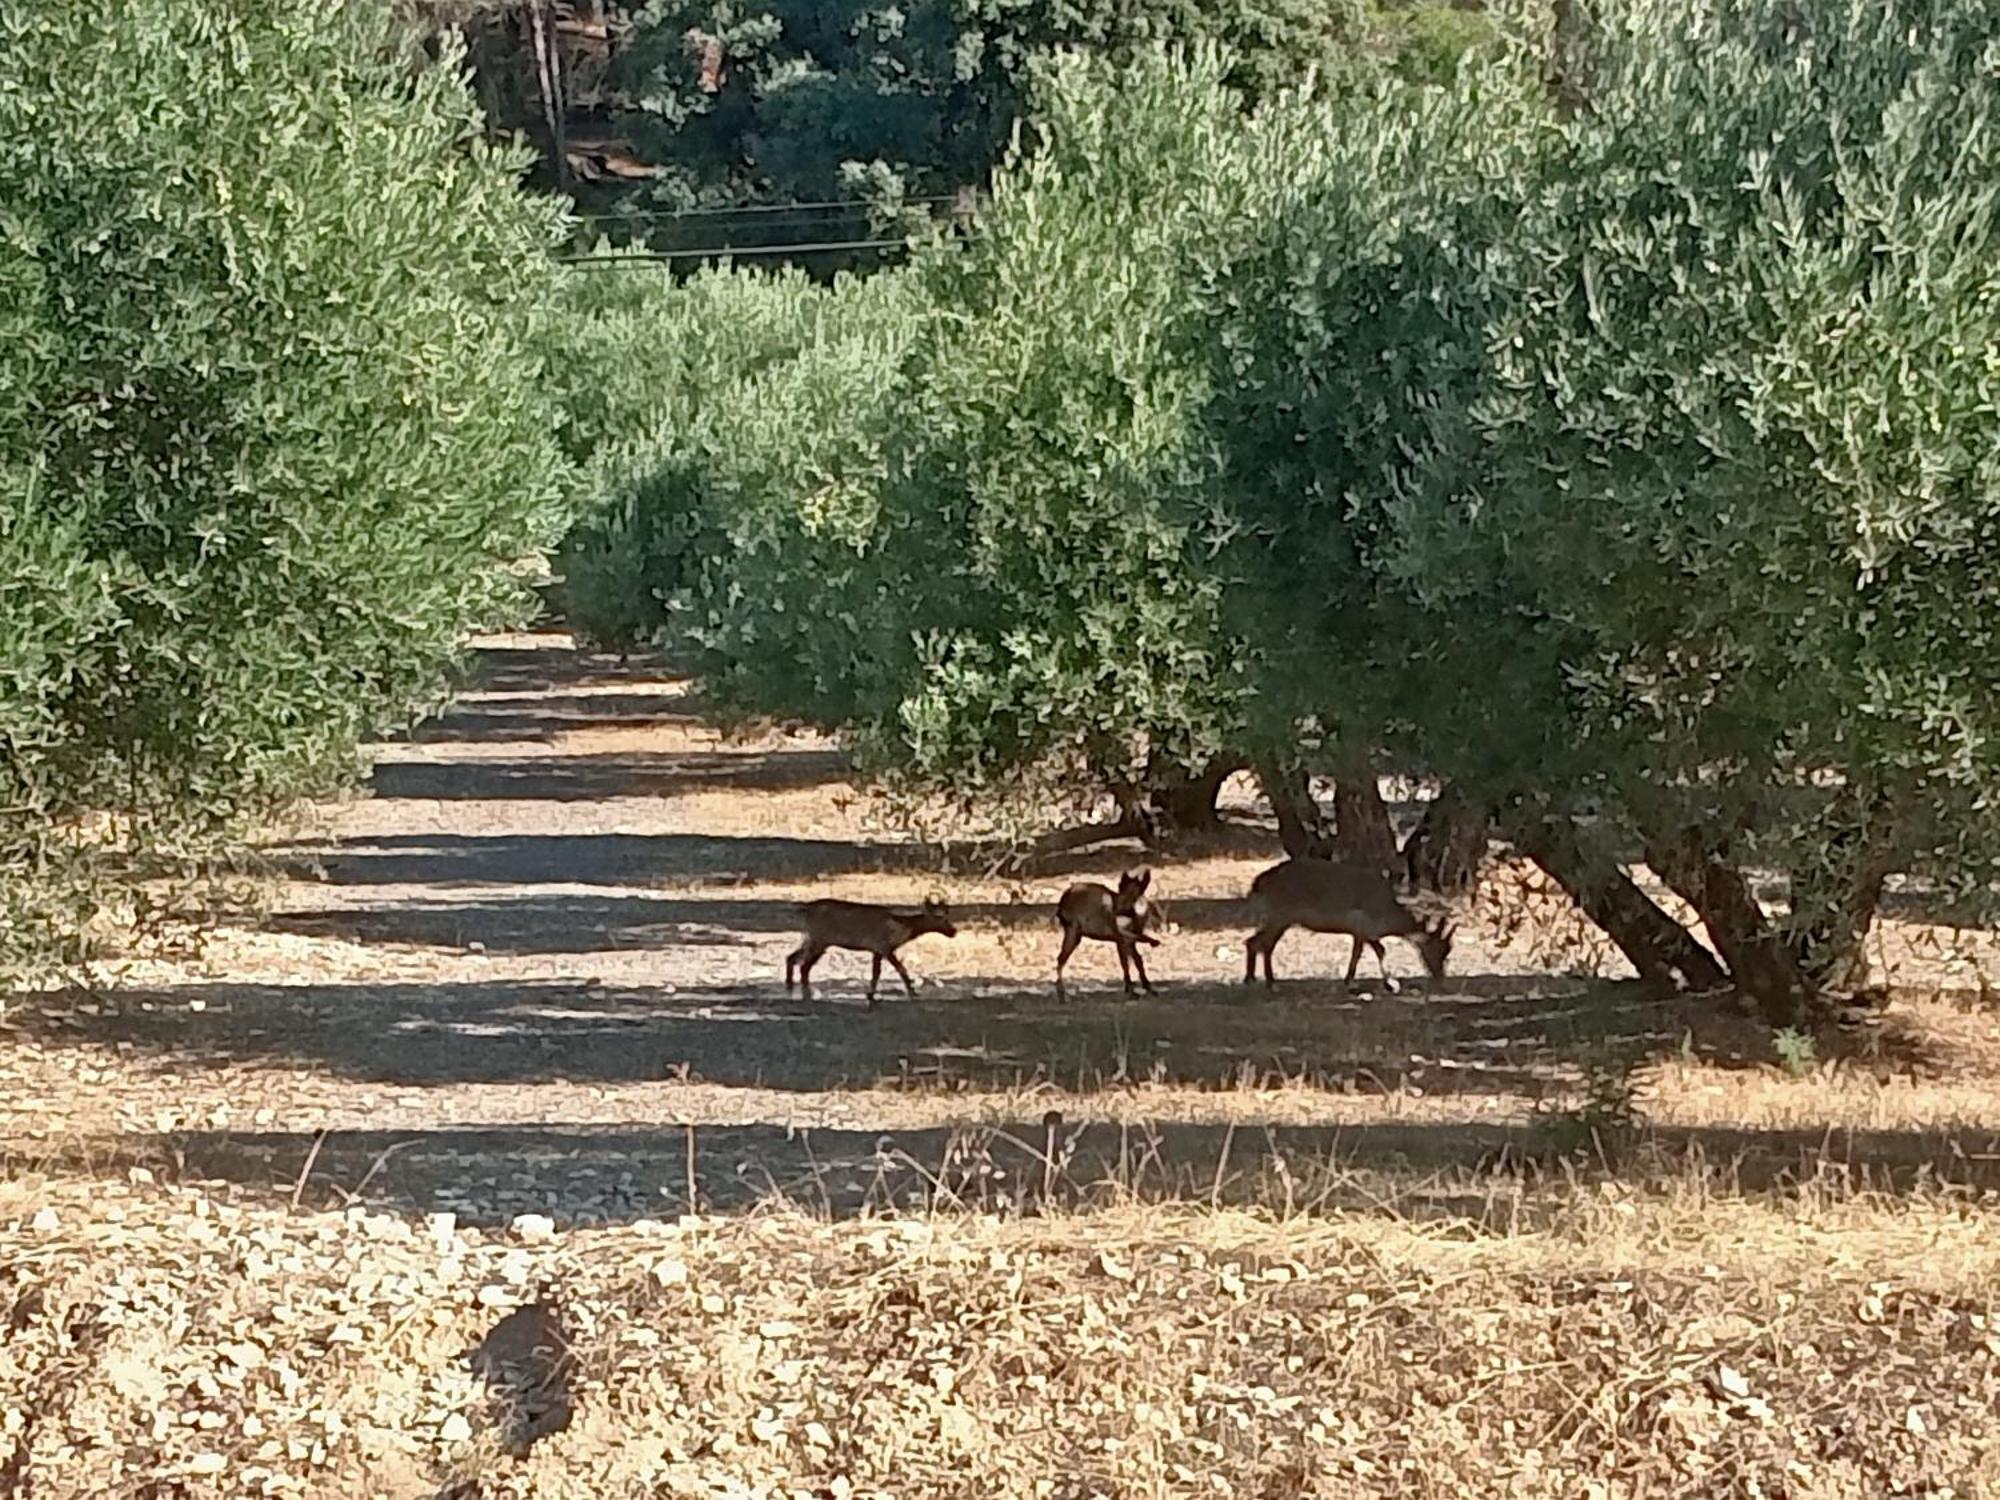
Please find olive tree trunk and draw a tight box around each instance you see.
[1332,759,1399,875]
[1255,758,1333,858]
[1504,805,1728,992]
[1786,791,1901,992]
[1112,757,1243,844]
[1644,831,1820,1027]
[1401,782,1490,895]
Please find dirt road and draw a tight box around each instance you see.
[5,632,1999,1225]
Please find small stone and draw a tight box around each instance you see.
[652,1258,689,1288]
[28,1208,59,1234]
[510,1213,557,1243]
[440,1413,472,1444]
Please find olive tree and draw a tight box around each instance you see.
[0,1,571,974]
[1227,0,2000,1015]
[1434,0,2000,1014]
[550,259,928,734]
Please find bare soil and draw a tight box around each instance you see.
[5,631,2000,1497]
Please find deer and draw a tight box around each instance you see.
[1242,857,1452,991]
[785,896,958,1007]
[1054,867,1161,998]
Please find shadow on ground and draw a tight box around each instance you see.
[367,749,850,803]
[61,1114,2000,1228]
[261,890,1282,952]
[269,832,950,887]
[13,975,1811,1096]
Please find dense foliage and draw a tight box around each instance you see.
[0,1,570,973]
[559,0,2000,1016]
[455,0,1492,255]
[550,260,923,724]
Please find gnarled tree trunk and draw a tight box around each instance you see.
[1332,759,1399,875]
[1644,830,1820,1028]
[1111,758,1244,845]
[1255,758,1333,858]
[1150,760,1239,837]
[1505,806,1728,992]
[1402,782,1490,895]
[1787,791,1901,992]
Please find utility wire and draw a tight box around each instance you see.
[583,210,906,237]
[552,238,916,268]
[573,194,959,222]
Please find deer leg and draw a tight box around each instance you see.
[1129,941,1156,995]
[1055,923,1083,998]
[1115,939,1136,994]
[1371,939,1401,994]
[796,945,823,1000]
[888,952,917,999]
[867,954,885,1006]
[1343,935,1364,986]
[1249,926,1286,988]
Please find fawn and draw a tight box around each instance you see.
[785,896,958,1006]
[1054,867,1161,998]
[1243,857,1452,990]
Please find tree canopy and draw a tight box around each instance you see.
[0,0,571,972]
[553,0,2000,1019]
[450,0,1494,258]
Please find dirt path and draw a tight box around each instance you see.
[10,634,2000,1498]
[5,632,1999,1226]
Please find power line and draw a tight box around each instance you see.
[589,210,913,238]
[573,194,960,222]
[552,238,916,268]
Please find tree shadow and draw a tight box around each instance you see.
[262,891,1250,952]
[268,831,947,887]
[1875,884,1998,929]
[10,973,1857,1098]
[58,1113,2000,1228]
[453,644,665,696]
[401,691,715,745]
[367,749,850,802]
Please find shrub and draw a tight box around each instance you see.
[0,0,571,975]
[549,258,925,735]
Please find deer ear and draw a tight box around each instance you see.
[1130,866,1153,891]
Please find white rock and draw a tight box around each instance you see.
[651,1257,689,1288]
[28,1208,59,1234]
[440,1413,472,1444]
[510,1213,557,1244]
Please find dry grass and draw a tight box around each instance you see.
[6,630,2000,1496]
[5,1169,2000,1497]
